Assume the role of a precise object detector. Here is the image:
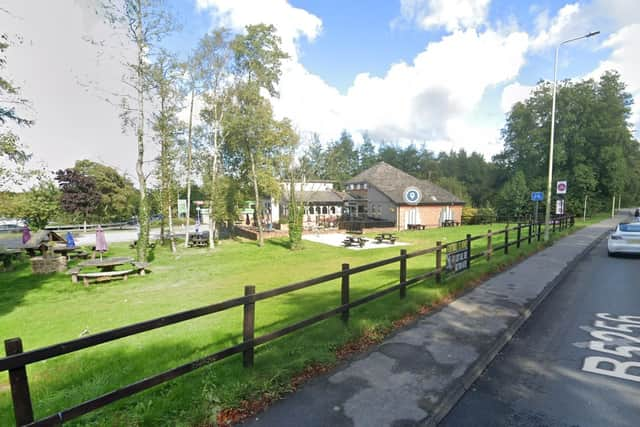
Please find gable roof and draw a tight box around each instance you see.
[346,162,465,205]
[282,190,353,204]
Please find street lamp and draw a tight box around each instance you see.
[544,31,600,241]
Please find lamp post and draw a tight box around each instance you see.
[544,31,600,241]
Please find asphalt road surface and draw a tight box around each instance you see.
[441,238,640,427]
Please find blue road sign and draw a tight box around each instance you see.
[531,192,544,202]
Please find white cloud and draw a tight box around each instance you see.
[530,3,585,51]
[500,82,535,113]
[398,0,491,32]
[195,0,322,60]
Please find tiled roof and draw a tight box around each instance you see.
[346,162,465,205]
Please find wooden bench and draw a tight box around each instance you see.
[69,262,150,285]
[375,233,397,244]
[189,236,208,247]
[407,224,426,230]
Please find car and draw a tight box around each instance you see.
[607,222,640,256]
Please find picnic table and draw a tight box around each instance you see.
[342,235,368,248]
[79,257,135,272]
[0,248,22,270]
[71,257,149,285]
[52,245,88,260]
[407,224,426,230]
[374,233,397,244]
[442,219,460,227]
[188,233,209,247]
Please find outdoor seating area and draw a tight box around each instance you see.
[374,233,397,244]
[407,224,426,230]
[188,233,209,247]
[442,219,460,227]
[342,235,368,248]
[70,257,150,285]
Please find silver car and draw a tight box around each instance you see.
[608,222,640,256]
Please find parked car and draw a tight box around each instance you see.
[608,222,640,256]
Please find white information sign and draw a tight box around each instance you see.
[556,180,567,194]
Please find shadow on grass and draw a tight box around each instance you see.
[0,257,61,317]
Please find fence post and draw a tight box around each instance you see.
[504,225,509,254]
[486,230,492,261]
[399,250,407,299]
[537,222,542,241]
[552,218,556,233]
[466,234,472,269]
[516,224,522,249]
[528,223,532,244]
[242,286,255,368]
[341,263,350,323]
[435,241,442,283]
[4,338,34,426]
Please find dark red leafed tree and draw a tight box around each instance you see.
[55,168,101,224]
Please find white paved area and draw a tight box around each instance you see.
[302,232,408,250]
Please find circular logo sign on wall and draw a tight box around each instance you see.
[403,187,422,205]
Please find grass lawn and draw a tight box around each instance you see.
[0,216,608,426]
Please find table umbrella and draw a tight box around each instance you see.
[95,225,108,260]
[22,225,31,245]
[66,231,76,248]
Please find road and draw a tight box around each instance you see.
[440,238,640,427]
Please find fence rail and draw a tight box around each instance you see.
[1,215,575,426]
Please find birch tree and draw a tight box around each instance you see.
[150,49,182,252]
[102,0,175,261]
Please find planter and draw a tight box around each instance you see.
[31,255,67,274]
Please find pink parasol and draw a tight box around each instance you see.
[95,225,108,260]
[22,225,31,244]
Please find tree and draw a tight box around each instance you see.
[18,181,61,230]
[198,28,233,249]
[358,132,379,172]
[55,168,101,226]
[150,49,182,251]
[226,24,289,247]
[494,171,530,220]
[74,160,138,221]
[101,0,176,261]
[324,131,359,188]
[496,71,639,214]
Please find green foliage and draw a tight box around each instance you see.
[496,71,639,213]
[495,171,530,219]
[462,206,497,224]
[17,181,60,230]
[74,160,138,221]
[435,176,471,203]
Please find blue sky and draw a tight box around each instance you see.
[3,0,639,181]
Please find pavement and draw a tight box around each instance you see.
[243,214,624,427]
[303,232,409,250]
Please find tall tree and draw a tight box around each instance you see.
[18,181,61,230]
[150,49,182,251]
[198,29,233,249]
[226,24,289,247]
[496,71,638,214]
[55,168,101,227]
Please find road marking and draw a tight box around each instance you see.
[581,313,640,383]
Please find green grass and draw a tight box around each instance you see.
[0,215,608,426]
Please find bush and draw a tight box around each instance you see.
[461,206,496,225]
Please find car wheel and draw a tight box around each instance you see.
[608,250,615,257]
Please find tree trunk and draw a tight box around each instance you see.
[168,205,176,253]
[249,150,263,247]
[135,0,149,262]
[184,87,194,247]
[209,130,218,249]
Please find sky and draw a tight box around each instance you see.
[2,0,639,186]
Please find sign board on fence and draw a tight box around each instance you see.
[556,180,567,194]
[445,240,469,273]
[556,199,565,215]
[531,191,544,202]
[177,199,187,217]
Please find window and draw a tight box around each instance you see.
[315,206,321,214]
[308,207,314,215]
[363,183,368,189]
[322,206,328,214]
[330,206,336,214]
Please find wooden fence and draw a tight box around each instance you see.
[0,215,575,426]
